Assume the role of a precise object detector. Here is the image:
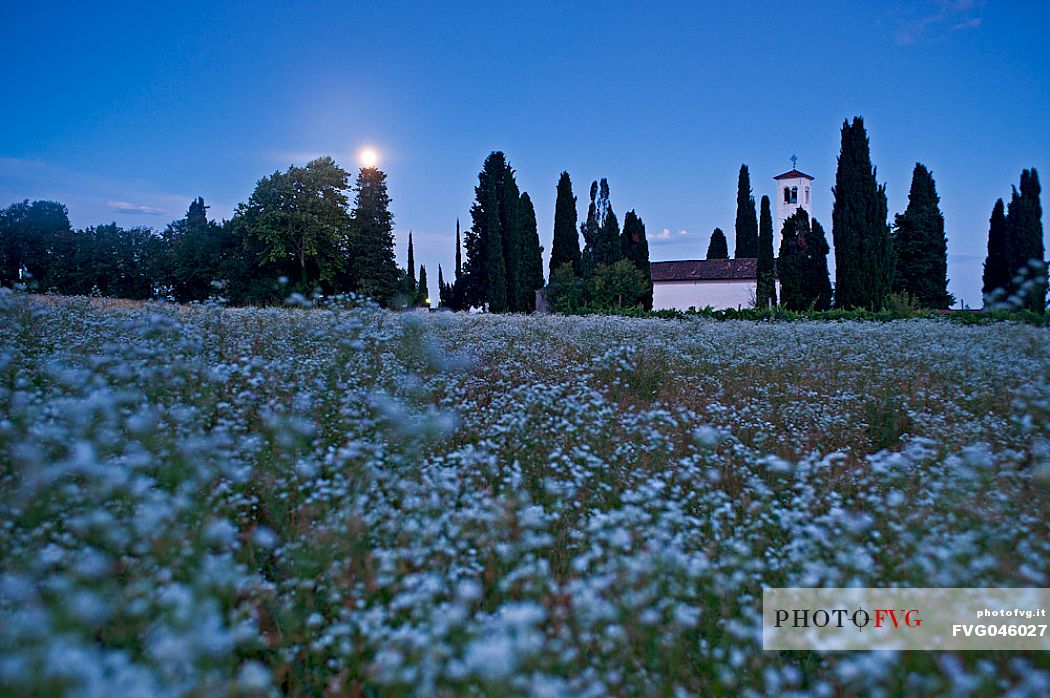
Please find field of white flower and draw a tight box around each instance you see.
[2,290,1049,697]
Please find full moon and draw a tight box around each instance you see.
[359,148,378,167]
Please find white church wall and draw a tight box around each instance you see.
[653,279,782,311]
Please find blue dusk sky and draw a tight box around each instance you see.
[1,1,1048,307]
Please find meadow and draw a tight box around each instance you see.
[2,290,1049,697]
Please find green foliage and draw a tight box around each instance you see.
[883,291,923,314]
[0,161,398,308]
[395,234,419,308]
[437,265,450,307]
[581,179,622,276]
[0,199,172,301]
[893,164,953,309]
[586,259,650,309]
[864,395,915,451]
[406,231,416,286]
[350,166,399,306]
[51,223,158,299]
[416,264,429,307]
[483,175,508,312]
[832,117,895,309]
[620,210,652,310]
[163,197,230,302]
[706,228,728,259]
[777,209,832,311]
[390,267,414,310]
[1004,168,1046,312]
[550,171,581,277]
[448,219,467,311]
[234,156,353,291]
[0,199,72,288]
[547,262,585,313]
[734,164,758,257]
[983,199,1009,300]
[501,168,524,311]
[464,152,533,312]
[756,195,777,308]
[519,191,544,312]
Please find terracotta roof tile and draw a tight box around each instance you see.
[774,168,814,181]
[651,258,759,282]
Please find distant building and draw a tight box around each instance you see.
[651,258,780,310]
[650,161,807,310]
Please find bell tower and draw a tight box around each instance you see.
[774,155,814,248]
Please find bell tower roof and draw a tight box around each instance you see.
[774,169,814,181]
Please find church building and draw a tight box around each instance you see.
[650,160,813,311]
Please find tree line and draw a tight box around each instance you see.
[1,124,1042,314]
[0,148,655,315]
[981,168,1045,311]
[0,157,423,307]
[700,117,1044,313]
[436,152,653,314]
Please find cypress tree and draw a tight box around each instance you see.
[350,166,398,305]
[596,179,620,268]
[982,199,1009,301]
[808,219,833,311]
[399,231,418,300]
[778,209,831,311]
[406,232,416,285]
[777,212,806,311]
[621,210,652,310]
[464,169,490,308]
[187,197,208,228]
[463,152,525,312]
[581,178,621,275]
[451,220,466,310]
[438,264,449,307]
[832,117,894,309]
[455,218,462,277]
[550,172,581,277]
[734,164,759,257]
[892,164,952,308]
[519,192,544,311]
[581,180,599,276]
[416,264,428,307]
[599,205,621,267]
[1004,168,1046,312]
[756,195,777,308]
[499,160,523,311]
[706,228,728,259]
[483,176,508,312]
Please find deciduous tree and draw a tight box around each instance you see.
[235,156,353,291]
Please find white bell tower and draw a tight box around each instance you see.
[774,155,814,248]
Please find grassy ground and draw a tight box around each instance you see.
[2,292,1049,696]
